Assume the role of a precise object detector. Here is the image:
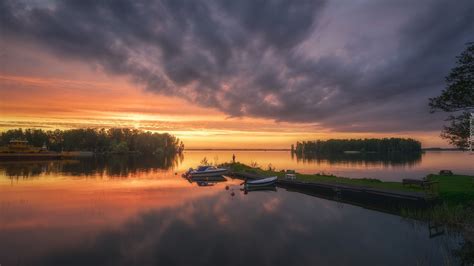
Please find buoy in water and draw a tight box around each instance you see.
[231,192,235,196]
[225,185,229,190]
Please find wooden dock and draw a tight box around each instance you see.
[228,172,437,209]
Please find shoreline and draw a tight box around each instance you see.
[225,162,474,230]
[0,151,94,160]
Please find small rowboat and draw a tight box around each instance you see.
[244,176,277,188]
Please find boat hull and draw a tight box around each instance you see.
[188,169,228,177]
[245,176,277,188]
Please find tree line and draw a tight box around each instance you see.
[293,138,422,154]
[0,128,184,155]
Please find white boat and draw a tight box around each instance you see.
[245,176,277,188]
[186,166,228,177]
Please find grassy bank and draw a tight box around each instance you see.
[427,174,474,204]
[225,162,425,193]
[225,163,474,200]
[402,174,474,228]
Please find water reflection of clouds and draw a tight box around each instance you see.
[0,190,456,266]
[0,152,469,264]
[262,197,281,213]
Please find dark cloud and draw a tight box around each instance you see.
[1,0,473,132]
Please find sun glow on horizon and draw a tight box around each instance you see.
[0,74,448,149]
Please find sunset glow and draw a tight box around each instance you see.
[1,1,473,265]
[0,72,447,148]
[1,0,471,149]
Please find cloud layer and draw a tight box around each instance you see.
[1,0,473,132]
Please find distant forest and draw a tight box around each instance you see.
[0,128,184,155]
[293,138,422,154]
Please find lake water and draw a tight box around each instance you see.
[1,151,473,265]
[182,150,474,181]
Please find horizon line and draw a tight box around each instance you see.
[185,148,291,151]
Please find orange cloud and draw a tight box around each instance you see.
[0,73,448,148]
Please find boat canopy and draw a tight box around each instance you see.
[197,166,210,171]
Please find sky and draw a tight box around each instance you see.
[0,0,473,148]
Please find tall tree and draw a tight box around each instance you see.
[430,42,474,149]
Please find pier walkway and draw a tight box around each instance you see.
[228,171,437,208]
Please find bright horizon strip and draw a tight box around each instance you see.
[0,74,448,149]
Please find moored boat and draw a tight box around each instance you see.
[244,176,277,188]
[185,166,228,177]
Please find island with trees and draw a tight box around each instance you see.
[0,128,185,156]
[292,138,422,155]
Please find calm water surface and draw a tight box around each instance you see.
[0,151,472,265]
[184,150,474,181]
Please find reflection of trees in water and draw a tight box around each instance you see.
[63,154,182,177]
[1,160,72,179]
[1,153,183,179]
[293,152,422,167]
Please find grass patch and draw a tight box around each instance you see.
[427,174,474,204]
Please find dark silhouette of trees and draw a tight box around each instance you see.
[294,138,421,154]
[0,128,183,155]
[430,42,474,149]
